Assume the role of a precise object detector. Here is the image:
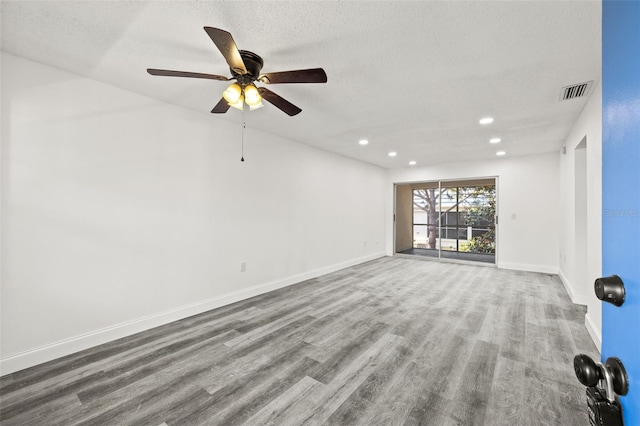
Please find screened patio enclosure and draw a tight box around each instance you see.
[394,178,496,264]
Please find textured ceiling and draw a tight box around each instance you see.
[1,1,601,169]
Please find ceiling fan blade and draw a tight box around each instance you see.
[147,68,229,81]
[258,68,327,84]
[258,87,302,116]
[211,98,230,114]
[203,27,247,75]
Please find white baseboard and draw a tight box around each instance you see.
[559,270,600,353]
[557,269,589,306]
[497,262,558,275]
[558,269,576,300]
[585,312,602,353]
[0,252,386,376]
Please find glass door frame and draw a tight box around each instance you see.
[394,176,498,265]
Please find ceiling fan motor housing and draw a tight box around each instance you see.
[234,50,264,85]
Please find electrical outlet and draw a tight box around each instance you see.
[240,262,246,272]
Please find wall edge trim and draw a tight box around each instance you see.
[0,252,386,376]
[558,269,590,305]
[558,269,575,300]
[585,311,602,354]
[497,262,558,275]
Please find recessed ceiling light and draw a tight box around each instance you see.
[409,161,416,165]
[388,151,397,157]
[489,138,501,144]
[359,139,369,146]
[496,151,506,156]
[479,117,494,125]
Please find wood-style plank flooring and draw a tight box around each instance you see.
[0,257,599,425]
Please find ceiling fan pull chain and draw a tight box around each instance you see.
[241,109,245,162]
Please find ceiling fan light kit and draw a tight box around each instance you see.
[222,83,242,104]
[147,27,327,116]
[222,81,262,110]
[228,95,245,111]
[243,84,264,110]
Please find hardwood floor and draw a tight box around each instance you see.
[0,257,598,425]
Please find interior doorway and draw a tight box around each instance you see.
[394,178,497,264]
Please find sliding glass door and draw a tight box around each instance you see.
[455,185,496,256]
[397,178,496,264]
[412,184,441,252]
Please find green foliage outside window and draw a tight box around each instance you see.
[461,186,496,254]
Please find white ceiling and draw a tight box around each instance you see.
[1,1,601,169]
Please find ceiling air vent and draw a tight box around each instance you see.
[560,81,593,101]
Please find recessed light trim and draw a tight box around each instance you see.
[388,151,397,157]
[409,161,416,165]
[359,139,369,146]
[496,151,506,156]
[489,138,501,144]
[479,117,494,125]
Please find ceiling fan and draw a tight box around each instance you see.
[147,27,327,116]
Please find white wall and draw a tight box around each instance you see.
[0,53,387,374]
[387,152,560,274]
[558,79,602,350]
